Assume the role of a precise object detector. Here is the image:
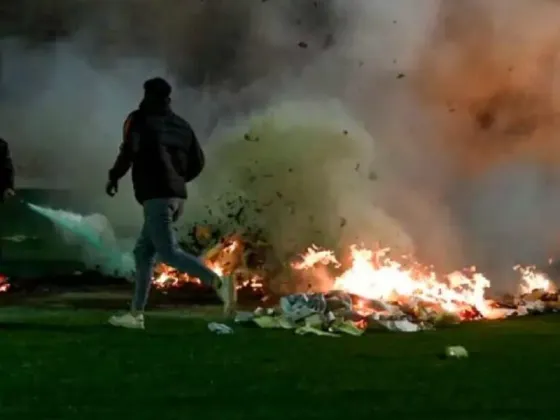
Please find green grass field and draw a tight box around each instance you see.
[0,307,558,419]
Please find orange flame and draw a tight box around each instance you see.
[292,245,556,320]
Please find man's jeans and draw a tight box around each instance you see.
[132,198,218,312]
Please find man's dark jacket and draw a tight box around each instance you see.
[0,138,14,198]
[108,100,205,204]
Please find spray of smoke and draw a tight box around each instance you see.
[26,203,134,277]
[3,0,560,292]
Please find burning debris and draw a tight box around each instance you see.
[152,236,559,334]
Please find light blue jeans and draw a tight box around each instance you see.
[132,198,218,312]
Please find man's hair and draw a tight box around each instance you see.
[143,77,172,99]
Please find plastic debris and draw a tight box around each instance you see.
[303,313,324,329]
[330,320,365,336]
[253,315,294,329]
[280,293,327,321]
[208,322,234,334]
[376,319,423,333]
[524,300,546,313]
[295,325,339,337]
[444,346,468,358]
[234,311,256,323]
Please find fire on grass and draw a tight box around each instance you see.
[152,235,266,294]
[292,246,558,320]
[0,231,556,322]
[152,235,558,321]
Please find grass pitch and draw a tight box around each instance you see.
[0,307,557,419]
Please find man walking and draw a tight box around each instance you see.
[0,138,14,202]
[106,77,235,329]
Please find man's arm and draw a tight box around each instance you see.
[108,113,135,182]
[0,139,14,192]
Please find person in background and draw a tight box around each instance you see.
[0,137,15,265]
[105,77,235,330]
[0,138,15,202]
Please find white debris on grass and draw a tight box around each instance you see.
[208,322,234,335]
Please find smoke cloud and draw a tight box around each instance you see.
[3,0,560,291]
[408,0,560,286]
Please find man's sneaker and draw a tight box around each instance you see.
[108,313,145,330]
[215,275,237,316]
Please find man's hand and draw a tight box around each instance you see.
[2,188,15,201]
[105,180,118,197]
